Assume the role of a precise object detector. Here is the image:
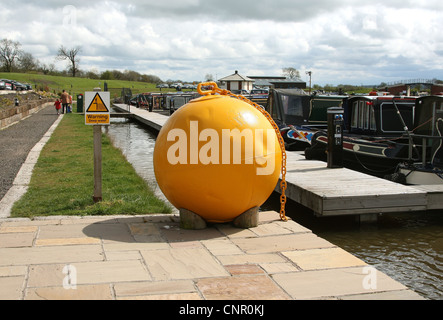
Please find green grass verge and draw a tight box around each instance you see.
[11,113,172,218]
[0,72,194,100]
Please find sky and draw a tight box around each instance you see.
[1,0,443,86]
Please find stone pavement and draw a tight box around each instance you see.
[0,211,424,300]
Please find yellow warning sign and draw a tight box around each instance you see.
[86,114,110,125]
[85,92,110,126]
[86,93,109,112]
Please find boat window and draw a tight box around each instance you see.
[358,101,365,128]
[282,94,303,117]
[380,102,414,133]
[175,97,186,107]
[370,106,376,130]
[351,101,359,128]
[364,103,370,129]
[268,94,281,121]
[351,100,377,131]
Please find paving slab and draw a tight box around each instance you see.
[0,245,104,266]
[25,284,113,300]
[272,266,408,299]
[114,280,196,298]
[0,232,35,248]
[140,248,229,281]
[196,275,291,300]
[282,247,368,270]
[0,276,25,300]
[0,211,425,300]
[232,233,335,254]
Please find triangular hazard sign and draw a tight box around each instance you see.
[86,93,109,112]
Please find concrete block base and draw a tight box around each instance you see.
[232,207,259,229]
[179,207,259,230]
[179,209,207,230]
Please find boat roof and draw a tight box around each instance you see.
[272,88,308,96]
[416,95,443,102]
[349,95,417,101]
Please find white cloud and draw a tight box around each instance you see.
[1,0,443,85]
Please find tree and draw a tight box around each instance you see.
[0,38,22,72]
[282,67,301,80]
[18,52,39,72]
[100,70,114,80]
[56,45,81,77]
[40,63,56,75]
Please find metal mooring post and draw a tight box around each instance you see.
[327,107,344,168]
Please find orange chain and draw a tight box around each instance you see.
[198,82,288,221]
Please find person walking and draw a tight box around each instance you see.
[68,94,73,113]
[60,90,69,114]
[54,99,61,114]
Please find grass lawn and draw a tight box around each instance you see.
[0,72,194,100]
[11,113,172,218]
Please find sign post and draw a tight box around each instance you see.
[85,91,110,203]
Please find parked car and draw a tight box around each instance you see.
[1,80,13,90]
[11,81,27,91]
[170,83,183,89]
[156,83,169,89]
[182,84,194,89]
[231,89,250,95]
[0,80,5,90]
[250,89,269,95]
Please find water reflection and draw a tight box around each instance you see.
[107,117,442,300]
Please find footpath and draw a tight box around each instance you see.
[0,211,425,300]
[0,106,425,301]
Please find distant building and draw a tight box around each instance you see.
[431,84,443,95]
[219,71,254,92]
[248,76,307,89]
[219,71,307,91]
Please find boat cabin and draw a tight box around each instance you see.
[412,95,443,168]
[265,88,347,129]
[413,95,443,136]
[346,96,416,136]
[165,92,201,115]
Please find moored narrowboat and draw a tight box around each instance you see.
[306,95,420,176]
[265,88,348,150]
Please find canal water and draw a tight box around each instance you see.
[106,117,442,300]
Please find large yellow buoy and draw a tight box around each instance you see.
[153,85,282,223]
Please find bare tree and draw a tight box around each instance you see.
[0,38,23,72]
[282,67,301,80]
[56,45,81,77]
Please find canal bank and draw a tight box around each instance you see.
[0,211,424,300]
[0,106,432,300]
[110,104,441,299]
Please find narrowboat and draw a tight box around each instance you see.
[265,88,347,150]
[166,92,201,115]
[305,95,420,176]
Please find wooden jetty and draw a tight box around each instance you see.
[113,104,443,217]
[275,151,430,217]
